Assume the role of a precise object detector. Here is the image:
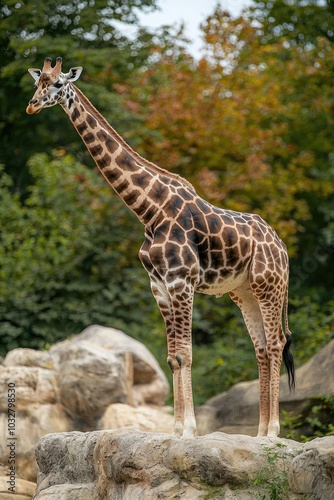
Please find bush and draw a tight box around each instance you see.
[281,395,334,442]
[0,151,155,354]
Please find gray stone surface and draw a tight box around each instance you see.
[53,342,132,425]
[32,429,334,499]
[51,324,169,406]
[288,436,334,499]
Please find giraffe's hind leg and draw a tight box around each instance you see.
[247,235,289,436]
[229,286,271,436]
[258,299,287,437]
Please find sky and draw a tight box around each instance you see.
[135,0,254,56]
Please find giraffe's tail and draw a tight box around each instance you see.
[282,285,295,393]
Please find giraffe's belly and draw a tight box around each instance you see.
[195,268,249,297]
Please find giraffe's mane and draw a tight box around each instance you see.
[71,84,195,191]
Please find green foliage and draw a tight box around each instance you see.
[201,486,224,499]
[287,294,334,364]
[253,443,291,500]
[280,410,304,441]
[248,0,334,286]
[303,395,334,440]
[0,152,156,354]
[250,0,334,47]
[281,396,334,442]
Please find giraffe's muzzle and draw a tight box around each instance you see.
[26,99,42,115]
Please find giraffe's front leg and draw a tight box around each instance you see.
[149,279,186,436]
[167,356,184,436]
[169,281,196,438]
[177,353,196,438]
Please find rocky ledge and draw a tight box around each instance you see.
[32,430,334,499]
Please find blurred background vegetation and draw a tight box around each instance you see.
[1,0,333,406]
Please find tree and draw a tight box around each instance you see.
[0,0,167,189]
[0,152,156,354]
[119,8,328,255]
[250,0,334,47]
[248,0,334,289]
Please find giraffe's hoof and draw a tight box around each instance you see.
[267,421,280,437]
[173,422,184,437]
[257,424,268,437]
[182,430,196,439]
[182,417,197,438]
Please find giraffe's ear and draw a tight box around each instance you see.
[28,68,41,81]
[64,66,83,83]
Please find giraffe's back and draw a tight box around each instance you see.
[191,197,288,298]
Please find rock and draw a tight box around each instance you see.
[288,436,334,499]
[196,382,260,436]
[3,348,55,370]
[35,431,98,481]
[51,342,133,427]
[0,366,59,412]
[0,475,36,499]
[0,365,73,481]
[99,403,174,433]
[30,484,98,499]
[197,339,334,436]
[33,431,101,500]
[0,325,170,484]
[0,404,73,481]
[51,324,169,406]
[32,429,334,499]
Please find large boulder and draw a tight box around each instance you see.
[32,429,334,499]
[196,339,334,436]
[289,437,334,499]
[0,325,170,484]
[51,325,169,407]
[51,342,133,427]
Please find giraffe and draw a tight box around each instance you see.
[26,57,295,438]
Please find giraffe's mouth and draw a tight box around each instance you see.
[26,103,42,115]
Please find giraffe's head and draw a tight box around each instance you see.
[26,57,83,115]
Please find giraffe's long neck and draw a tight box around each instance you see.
[61,84,194,226]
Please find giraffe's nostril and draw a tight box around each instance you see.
[29,99,38,105]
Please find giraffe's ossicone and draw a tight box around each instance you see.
[27,57,295,438]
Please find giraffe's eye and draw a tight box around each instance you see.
[54,81,63,89]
